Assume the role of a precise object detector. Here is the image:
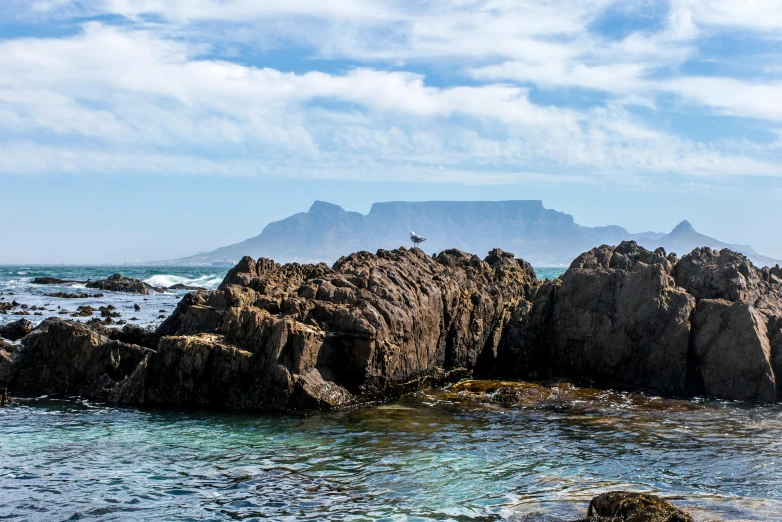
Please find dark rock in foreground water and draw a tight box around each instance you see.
[2,242,782,408]
[85,274,162,295]
[0,318,33,341]
[582,491,693,522]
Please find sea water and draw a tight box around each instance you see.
[1,389,781,521]
[0,265,227,329]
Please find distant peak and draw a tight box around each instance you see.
[309,201,345,213]
[670,220,694,234]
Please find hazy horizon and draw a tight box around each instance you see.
[2,1,781,263]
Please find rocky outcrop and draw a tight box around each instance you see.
[4,247,536,409]
[4,241,782,409]
[488,242,695,397]
[85,274,162,295]
[13,319,153,402]
[488,242,782,403]
[0,318,33,341]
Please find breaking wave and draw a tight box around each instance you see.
[143,274,222,290]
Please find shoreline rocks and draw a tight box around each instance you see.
[1,241,781,409]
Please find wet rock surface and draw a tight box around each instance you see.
[2,242,782,409]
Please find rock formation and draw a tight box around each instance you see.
[0,318,33,341]
[2,241,782,408]
[86,274,162,295]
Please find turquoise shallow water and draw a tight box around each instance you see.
[1,388,781,521]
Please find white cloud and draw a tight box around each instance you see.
[1,2,782,184]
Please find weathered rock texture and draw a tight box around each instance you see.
[3,242,782,409]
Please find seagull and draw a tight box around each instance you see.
[410,231,426,249]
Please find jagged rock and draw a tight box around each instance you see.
[673,247,782,401]
[86,274,162,295]
[584,491,693,522]
[13,319,152,402]
[490,242,695,396]
[0,318,34,341]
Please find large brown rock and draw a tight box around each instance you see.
[673,247,782,400]
[493,242,695,396]
[13,319,152,402]
[158,247,535,407]
[692,299,776,402]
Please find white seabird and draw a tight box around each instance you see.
[410,231,426,248]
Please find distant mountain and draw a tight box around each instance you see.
[164,200,781,268]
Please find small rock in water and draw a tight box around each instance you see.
[32,277,84,285]
[583,491,693,522]
[0,318,34,341]
[71,306,95,317]
[86,274,162,295]
[133,304,141,312]
[99,306,121,318]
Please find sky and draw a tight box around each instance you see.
[1,0,782,264]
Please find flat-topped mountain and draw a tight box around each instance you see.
[167,200,779,267]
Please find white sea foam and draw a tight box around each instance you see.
[143,274,222,290]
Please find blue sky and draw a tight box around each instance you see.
[1,0,781,264]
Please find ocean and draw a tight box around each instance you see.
[0,265,227,330]
[5,265,780,521]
